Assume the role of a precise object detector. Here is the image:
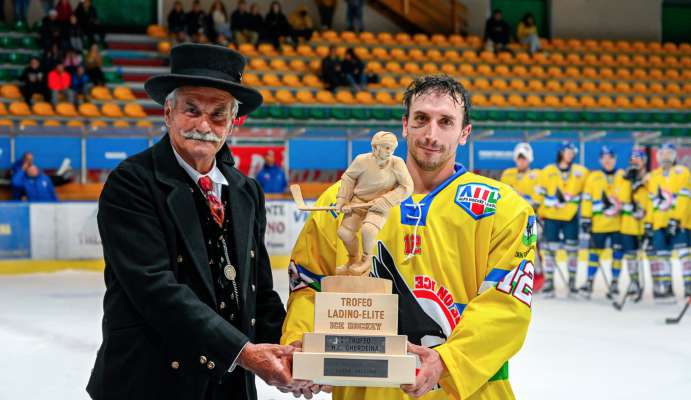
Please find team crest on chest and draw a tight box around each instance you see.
[454,183,501,220]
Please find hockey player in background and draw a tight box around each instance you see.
[617,147,649,301]
[646,142,690,301]
[536,142,588,295]
[282,75,534,400]
[580,146,624,298]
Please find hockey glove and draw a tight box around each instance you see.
[580,218,592,235]
[667,219,679,238]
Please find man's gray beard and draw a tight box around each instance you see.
[181,130,222,143]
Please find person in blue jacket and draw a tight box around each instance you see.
[11,165,58,202]
[256,150,287,194]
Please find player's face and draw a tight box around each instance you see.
[373,143,395,161]
[561,148,575,164]
[630,156,644,169]
[659,148,676,165]
[402,91,471,172]
[515,156,529,171]
[600,154,615,170]
[165,86,234,171]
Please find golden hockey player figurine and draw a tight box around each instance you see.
[334,131,414,276]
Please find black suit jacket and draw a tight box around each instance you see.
[87,135,286,400]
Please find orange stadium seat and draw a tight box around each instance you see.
[579,95,596,108]
[302,74,322,89]
[479,51,496,64]
[665,69,680,80]
[1,84,22,100]
[461,50,478,63]
[470,94,488,107]
[422,63,438,74]
[257,43,277,57]
[663,42,677,52]
[614,96,631,108]
[614,82,632,94]
[136,120,153,128]
[566,53,581,65]
[90,120,108,129]
[390,48,407,61]
[583,39,599,51]
[491,79,508,91]
[408,48,425,62]
[56,102,78,117]
[426,49,443,62]
[497,52,513,64]
[248,58,268,71]
[632,54,647,66]
[66,119,84,127]
[280,44,296,57]
[296,45,313,57]
[157,41,171,54]
[262,73,280,86]
[515,52,531,65]
[0,102,6,115]
[113,87,135,101]
[314,46,329,58]
[315,90,335,104]
[375,91,396,106]
[600,40,615,52]
[380,76,398,89]
[354,47,369,60]
[615,40,632,52]
[616,68,631,80]
[377,32,395,45]
[615,54,632,66]
[385,61,402,74]
[321,30,338,41]
[359,31,376,44]
[648,82,664,94]
[580,81,596,93]
[527,79,544,91]
[509,79,526,91]
[583,53,598,66]
[242,72,260,86]
[547,66,563,79]
[528,66,546,78]
[632,41,647,52]
[564,67,580,79]
[79,103,101,117]
[366,61,383,74]
[648,69,664,80]
[399,76,414,88]
[269,58,289,71]
[238,43,257,57]
[275,90,295,104]
[598,81,615,93]
[91,86,112,100]
[431,34,448,46]
[631,82,647,94]
[663,55,679,68]
[335,91,356,104]
[395,32,412,44]
[563,80,579,93]
[102,102,124,118]
[632,68,647,80]
[679,43,691,53]
[682,82,691,93]
[0,119,13,127]
[413,33,429,45]
[282,74,301,87]
[295,90,315,104]
[43,119,61,127]
[474,78,490,90]
[355,91,375,105]
[507,94,524,107]
[9,101,30,116]
[684,98,691,109]
[32,102,54,116]
[340,31,358,43]
[308,59,321,73]
[597,96,614,108]
[371,47,388,60]
[124,103,147,118]
[258,89,274,104]
[459,64,475,77]
[666,97,682,109]
[113,120,130,128]
[19,119,37,128]
[511,65,528,78]
[476,64,492,76]
[494,65,510,77]
[631,96,648,109]
[403,62,421,74]
[682,56,691,68]
[441,63,456,75]
[543,95,560,108]
[648,96,665,109]
[562,95,579,108]
[444,50,461,62]
[549,53,565,65]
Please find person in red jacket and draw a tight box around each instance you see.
[47,63,74,105]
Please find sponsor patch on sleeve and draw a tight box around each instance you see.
[288,260,325,292]
[454,183,501,220]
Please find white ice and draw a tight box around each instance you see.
[0,261,689,400]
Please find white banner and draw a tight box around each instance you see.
[28,201,311,260]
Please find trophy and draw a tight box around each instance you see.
[289,132,416,386]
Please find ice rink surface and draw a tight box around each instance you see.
[1,265,689,400]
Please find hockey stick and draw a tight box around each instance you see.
[289,184,371,211]
[665,296,691,324]
[612,280,634,311]
[614,237,650,309]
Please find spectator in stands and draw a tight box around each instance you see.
[63,48,83,75]
[55,0,72,25]
[209,0,232,45]
[256,151,287,194]
[75,0,106,48]
[320,45,342,91]
[264,1,291,49]
[42,44,62,74]
[315,0,336,30]
[167,1,188,43]
[13,0,30,23]
[47,62,73,105]
[246,3,264,43]
[11,165,58,202]
[341,47,366,91]
[186,0,208,43]
[517,13,540,55]
[40,0,54,16]
[482,9,511,53]
[288,5,314,43]
[85,43,105,86]
[9,152,33,199]
[39,9,62,51]
[20,57,50,105]
[66,14,85,52]
[345,0,364,33]
[71,65,90,104]
[230,1,251,44]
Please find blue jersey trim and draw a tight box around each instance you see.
[485,268,511,282]
[400,163,468,226]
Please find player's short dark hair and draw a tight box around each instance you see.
[402,74,472,128]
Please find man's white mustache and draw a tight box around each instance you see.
[181,130,222,143]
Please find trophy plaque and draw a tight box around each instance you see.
[292,275,416,387]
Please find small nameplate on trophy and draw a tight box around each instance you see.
[325,335,386,353]
[323,358,388,378]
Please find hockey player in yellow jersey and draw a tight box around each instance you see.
[281,76,534,400]
[500,142,541,209]
[646,142,690,300]
[579,146,625,298]
[535,142,588,295]
[616,147,650,301]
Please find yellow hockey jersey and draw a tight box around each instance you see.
[581,169,624,233]
[282,165,535,400]
[536,164,589,221]
[618,172,650,236]
[646,165,690,230]
[500,168,542,208]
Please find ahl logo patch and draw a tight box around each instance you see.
[455,183,501,219]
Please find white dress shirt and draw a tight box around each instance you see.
[171,144,228,198]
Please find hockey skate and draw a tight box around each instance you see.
[627,279,643,303]
[541,279,555,298]
[579,279,594,299]
[653,285,676,305]
[568,276,578,295]
[606,279,619,300]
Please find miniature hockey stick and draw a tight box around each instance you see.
[289,184,371,211]
[665,296,690,325]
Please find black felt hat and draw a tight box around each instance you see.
[144,43,262,117]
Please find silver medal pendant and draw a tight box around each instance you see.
[223,264,236,281]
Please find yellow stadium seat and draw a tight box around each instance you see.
[136,120,153,128]
[509,79,526,91]
[238,43,257,57]
[422,63,438,74]
[360,31,376,44]
[79,103,101,117]
[666,97,682,109]
[248,58,268,71]
[365,61,382,75]
[527,79,544,91]
[91,86,112,101]
[56,102,78,117]
[528,66,546,78]
[340,31,358,43]
[399,76,414,89]
[371,47,388,60]
[0,119,14,127]
[354,47,369,60]
[315,90,335,104]
[275,90,295,104]
[441,63,456,75]
[262,73,280,86]
[377,32,395,45]
[632,82,647,94]
[648,69,664,80]
[491,79,508,91]
[395,32,412,44]
[243,72,260,86]
[494,65,510,77]
[543,95,560,108]
[113,120,130,128]
[19,119,37,128]
[665,69,680,80]
[470,94,488,107]
[32,102,54,116]
[476,64,492,76]
[444,50,461,62]
[614,96,631,108]
[157,41,171,54]
[459,64,475,77]
[563,80,579,93]
[632,68,647,80]
[257,43,277,57]
[408,48,425,62]
[269,58,289,71]
[581,81,596,92]
[124,103,147,118]
[302,74,322,88]
[648,96,665,109]
[90,120,108,129]
[66,119,84,127]
[102,102,124,118]
[507,94,524,107]
[375,91,396,106]
[1,84,22,100]
[579,95,596,108]
[562,95,579,108]
[545,80,562,92]
[288,59,307,73]
[474,78,490,90]
[113,87,135,101]
[259,89,274,104]
[314,46,329,58]
[385,61,402,74]
[390,48,407,61]
[597,96,614,108]
[0,102,6,115]
[631,96,648,109]
[9,102,30,116]
[321,30,338,41]
[432,34,448,46]
[296,45,313,57]
[380,76,398,89]
[355,91,375,105]
[526,94,542,107]
[43,119,61,127]
[335,90,356,105]
[403,62,421,74]
[282,74,302,87]
[479,51,496,64]
[295,90,315,104]
[615,82,632,94]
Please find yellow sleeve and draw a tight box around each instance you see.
[530,169,543,207]
[645,173,656,225]
[499,169,510,185]
[581,174,595,219]
[534,167,547,204]
[435,197,534,399]
[281,185,341,346]
[673,167,690,223]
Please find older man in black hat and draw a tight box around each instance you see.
[87,43,292,400]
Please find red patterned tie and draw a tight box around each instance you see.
[198,176,224,227]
